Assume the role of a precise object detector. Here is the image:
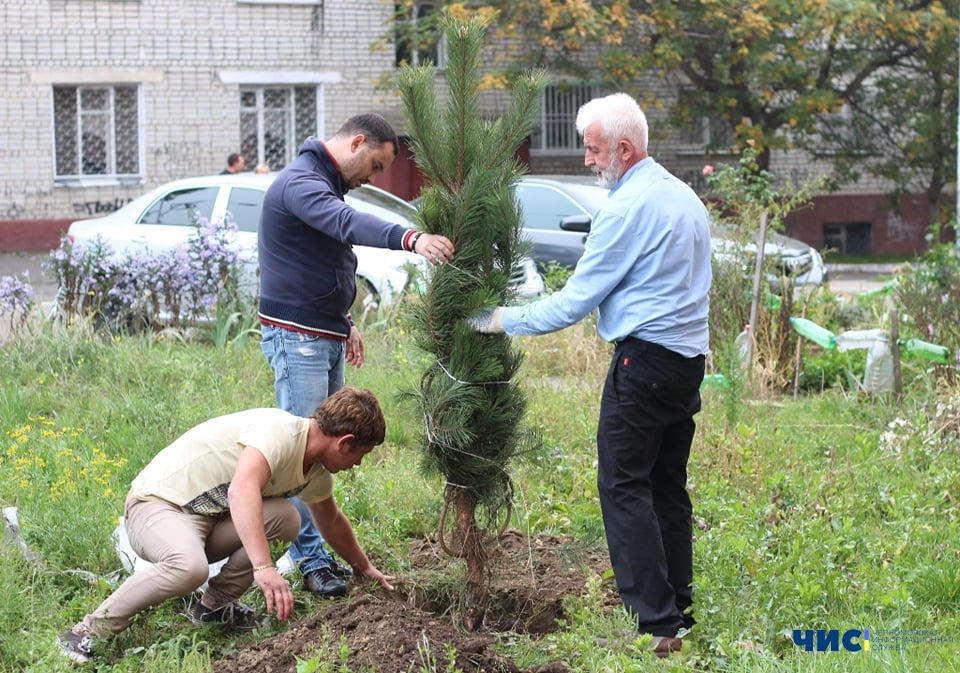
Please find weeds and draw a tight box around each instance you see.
[3,215,960,670]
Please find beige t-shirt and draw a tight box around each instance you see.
[131,408,333,516]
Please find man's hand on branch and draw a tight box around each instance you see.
[466,307,505,334]
[414,233,455,266]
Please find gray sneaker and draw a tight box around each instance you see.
[191,600,260,631]
[57,628,94,664]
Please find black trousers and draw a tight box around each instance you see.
[597,337,704,636]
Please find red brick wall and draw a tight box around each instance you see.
[784,192,953,256]
[0,220,71,253]
[372,137,533,201]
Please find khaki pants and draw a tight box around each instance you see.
[76,493,300,637]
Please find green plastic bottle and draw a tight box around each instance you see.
[701,373,730,389]
[901,339,950,364]
[789,317,837,350]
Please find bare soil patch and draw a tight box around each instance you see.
[214,530,615,673]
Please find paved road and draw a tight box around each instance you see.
[825,267,889,295]
[0,251,58,301]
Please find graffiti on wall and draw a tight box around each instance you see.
[71,198,132,216]
[885,210,920,244]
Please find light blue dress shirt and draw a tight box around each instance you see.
[501,157,712,358]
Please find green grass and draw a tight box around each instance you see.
[2,319,959,672]
[824,254,913,265]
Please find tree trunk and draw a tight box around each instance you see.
[454,487,487,631]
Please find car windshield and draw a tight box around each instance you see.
[351,185,416,216]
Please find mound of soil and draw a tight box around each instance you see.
[214,530,615,673]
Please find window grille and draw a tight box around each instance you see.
[532,83,601,152]
[240,86,317,171]
[53,85,141,179]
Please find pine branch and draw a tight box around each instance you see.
[399,14,545,524]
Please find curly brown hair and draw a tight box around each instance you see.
[312,386,385,447]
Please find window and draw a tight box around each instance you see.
[815,102,874,157]
[531,83,602,153]
[225,187,265,233]
[240,87,317,171]
[53,85,142,180]
[395,2,445,68]
[823,222,871,255]
[139,187,219,227]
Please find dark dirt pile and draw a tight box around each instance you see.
[214,531,615,673]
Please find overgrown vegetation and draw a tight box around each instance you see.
[2,306,959,671]
[893,224,960,378]
[3,180,960,669]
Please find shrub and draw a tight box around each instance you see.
[893,224,960,381]
[0,271,35,338]
[46,214,254,335]
[540,261,574,294]
[704,143,827,392]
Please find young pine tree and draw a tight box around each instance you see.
[397,13,545,629]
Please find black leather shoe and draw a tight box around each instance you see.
[330,561,353,579]
[303,567,349,598]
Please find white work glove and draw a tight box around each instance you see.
[467,307,505,334]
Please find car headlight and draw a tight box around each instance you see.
[781,252,813,275]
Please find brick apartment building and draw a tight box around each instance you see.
[0,0,947,257]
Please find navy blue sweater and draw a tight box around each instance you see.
[258,138,412,338]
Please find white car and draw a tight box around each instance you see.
[63,173,544,321]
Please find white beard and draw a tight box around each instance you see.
[597,153,623,189]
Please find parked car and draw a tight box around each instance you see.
[62,173,544,321]
[514,175,829,286]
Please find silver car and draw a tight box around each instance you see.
[515,175,828,286]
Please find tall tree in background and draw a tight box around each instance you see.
[397,12,545,629]
[480,0,952,191]
[818,4,958,229]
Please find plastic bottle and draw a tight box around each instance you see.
[764,293,782,311]
[835,328,886,352]
[734,324,752,366]
[863,336,894,393]
[901,338,950,364]
[789,317,837,350]
[701,373,731,389]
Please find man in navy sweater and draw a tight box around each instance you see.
[258,113,453,597]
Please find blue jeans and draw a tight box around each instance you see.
[261,324,345,575]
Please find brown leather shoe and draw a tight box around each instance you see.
[650,635,683,658]
[596,631,683,658]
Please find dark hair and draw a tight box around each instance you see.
[312,386,386,448]
[227,153,243,167]
[335,113,399,156]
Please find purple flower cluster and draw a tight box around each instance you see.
[0,271,35,334]
[47,213,253,331]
